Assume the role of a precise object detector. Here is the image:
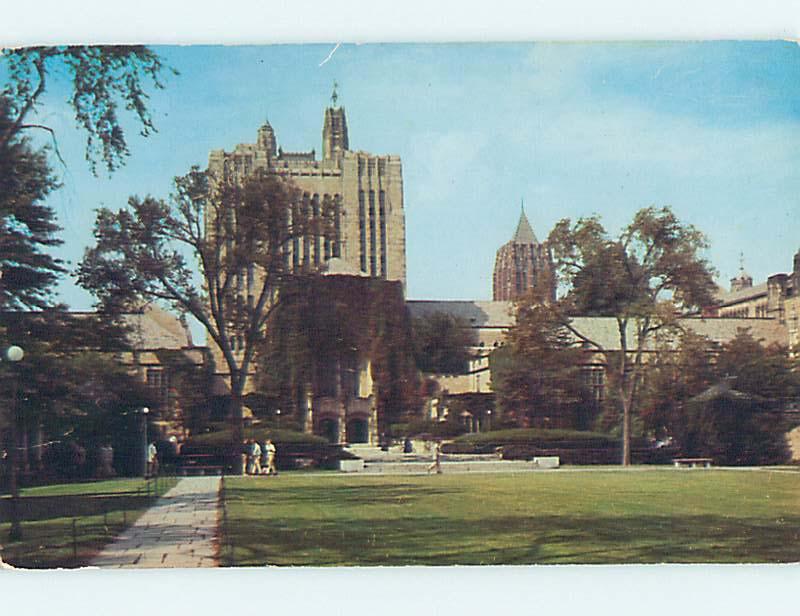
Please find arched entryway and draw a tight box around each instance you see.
[319,418,339,443]
[346,418,369,443]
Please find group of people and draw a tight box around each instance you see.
[244,438,277,476]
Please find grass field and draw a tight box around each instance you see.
[221,469,800,565]
[0,476,177,568]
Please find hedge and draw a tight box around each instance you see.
[182,424,326,454]
[450,428,617,450]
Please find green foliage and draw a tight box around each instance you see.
[1,46,174,174]
[716,330,800,401]
[77,169,328,418]
[547,206,718,464]
[0,99,64,310]
[653,329,800,465]
[452,427,616,447]
[184,424,326,451]
[256,275,421,434]
[411,311,473,374]
[678,394,789,466]
[491,299,594,429]
[388,418,468,439]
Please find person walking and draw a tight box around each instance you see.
[264,439,278,475]
[147,441,158,477]
[252,439,262,475]
[427,440,442,475]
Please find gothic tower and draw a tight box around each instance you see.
[492,205,554,302]
[322,106,349,160]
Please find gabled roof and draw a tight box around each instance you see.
[406,300,514,328]
[715,281,768,307]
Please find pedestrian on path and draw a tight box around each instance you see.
[264,439,277,475]
[252,440,262,475]
[427,440,443,475]
[147,441,158,477]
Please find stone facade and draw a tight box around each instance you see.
[492,208,554,302]
[713,249,800,326]
[207,104,406,287]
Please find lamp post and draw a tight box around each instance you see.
[486,409,492,432]
[5,345,24,541]
[275,408,281,430]
[140,407,149,477]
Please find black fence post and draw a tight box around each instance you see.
[72,518,77,561]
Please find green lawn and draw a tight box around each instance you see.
[0,476,177,568]
[221,469,800,565]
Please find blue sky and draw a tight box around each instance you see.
[17,42,800,336]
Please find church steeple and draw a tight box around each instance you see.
[323,81,349,160]
[512,200,538,244]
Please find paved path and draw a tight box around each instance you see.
[91,476,221,569]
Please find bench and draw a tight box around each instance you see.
[672,457,712,469]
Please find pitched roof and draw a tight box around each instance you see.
[405,300,788,349]
[715,281,768,307]
[406,300,514,328]
[122,304,193,350]
[513,210,538,244]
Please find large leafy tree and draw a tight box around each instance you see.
[637,330,719,439]
[492,294,594,429]
[673,330,799,465]
[0,99,64,310]
[1,45,172,174]
[548,206,717,465]
[411,312,473,375]
[77,168,329,471]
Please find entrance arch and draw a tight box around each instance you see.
[346,418,369,444]
[319,418,339,443]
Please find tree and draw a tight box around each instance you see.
[0,98,64,310]
[548,206,717,465]
[77,168,329,472]
[1,45,173,174]
[639,329,798,464]
[411,312,474,374]
[492,293,594,429]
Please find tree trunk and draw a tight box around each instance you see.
[229,371,246,475]
[621,384,632,466]
[617,319,631,466]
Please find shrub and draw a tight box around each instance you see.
[182,423,326,453]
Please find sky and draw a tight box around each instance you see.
[13,42,800,338]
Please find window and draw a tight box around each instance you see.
[146,368,170,405]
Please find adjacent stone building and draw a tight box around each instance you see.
[492,207,554,302]
[711,249,800,346]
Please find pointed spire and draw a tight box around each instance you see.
[331,80,339,107]
[512,202,538,244]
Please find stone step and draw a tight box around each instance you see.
[359,460,543,474]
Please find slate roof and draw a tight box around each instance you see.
[406,300,789,349]
[121,303,193,350]
[406,300,514,328]
[715,281,768,307]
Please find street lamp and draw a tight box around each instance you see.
[140,407,149,477]
[275,408,281,430]
[486,409,492,432]
[5,345,24,541]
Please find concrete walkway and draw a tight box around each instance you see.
[91,476,221,569]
